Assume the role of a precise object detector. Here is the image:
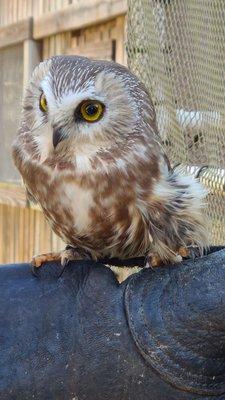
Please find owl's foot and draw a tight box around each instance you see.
[60,246,92,267]
[145,245,200,269]
[31,252,62,268]
[178,245,202,260]
[31,246,92,276]
[145,253,164,268]
[178,246,190,258]
[145,252,182,269]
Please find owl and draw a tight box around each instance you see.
[12,55,208,277]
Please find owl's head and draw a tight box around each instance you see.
[20,55,156,161]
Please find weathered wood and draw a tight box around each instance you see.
[0,182,27,208]
[0,0,69,27]
[0,185,65,263]
[0,17,33,49]
[66,17,126,64]
[115,15,126,65]
[33,0,127,39]
[0,44,23,182]
[69,38,115,60]
[23,39,42,91]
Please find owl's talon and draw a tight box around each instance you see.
[187,246,201,260]
[31,252,62,277]
[31,264,40,277]
[31,248,93,277]
[58,247,92,277]
[146,253,163,269]
[178,246,189,258]
[61,255,69,268]
[31,252,62,269]
[146,247,191,269]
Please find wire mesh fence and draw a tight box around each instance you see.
[127,0,225,245]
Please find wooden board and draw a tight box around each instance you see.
[0,182,27,208]
[0,45,23,182]
[0,17,33,49]
[34,0,127,39]
[64,16,126,65]
[68,39,116,61]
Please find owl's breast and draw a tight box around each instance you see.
[20,156,150,257]
[23,163,94,238]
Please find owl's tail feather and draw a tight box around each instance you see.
[150,168,209,263]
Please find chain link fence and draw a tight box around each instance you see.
[127,0,225,244]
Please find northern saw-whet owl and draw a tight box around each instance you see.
[12,56,208,274]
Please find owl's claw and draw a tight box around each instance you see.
[31,252,62,277]
[31,263,40,277]
[146,246,189,269]
[31,247,92,277]
[178,245,204,261]
[184,245,202,260]
[177,246,189,258]
[58,247,93,277]
[145,246,201,270]
[145,253,165,269]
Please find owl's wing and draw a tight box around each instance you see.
[25,186,37,205]
[162,151,172,172]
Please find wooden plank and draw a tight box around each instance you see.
[9,205,15,262]
[49,35,55,57]
[23,39,42,91]
[23,207,30,261]
[115,15,125,64]
[13,0,18,24]
[33,0,127,39]
[19,206,24,262]
[34,210,41,256]
[0,182,41,210]
[28,207,35,259]
[13,206,20,262]
[2,204,9,263]
[69,38,114,60]
[0,182,27,207]
[0,17,33,49]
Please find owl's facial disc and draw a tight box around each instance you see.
[25,59,138,160]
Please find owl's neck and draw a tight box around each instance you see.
[33,133,111,171]
[31,132,152,178]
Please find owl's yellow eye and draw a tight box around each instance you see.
[39,93,48,112]
[80,100,104,122]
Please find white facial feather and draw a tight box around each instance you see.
[33,123,53,162]
[29,64,138,165]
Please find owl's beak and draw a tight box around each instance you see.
[52,127,65,148]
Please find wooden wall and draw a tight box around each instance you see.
[0,0,80,26]
[0,203,64,264]
[0,182,65,264]
[42,15,126,63]
[0,44,23,182]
